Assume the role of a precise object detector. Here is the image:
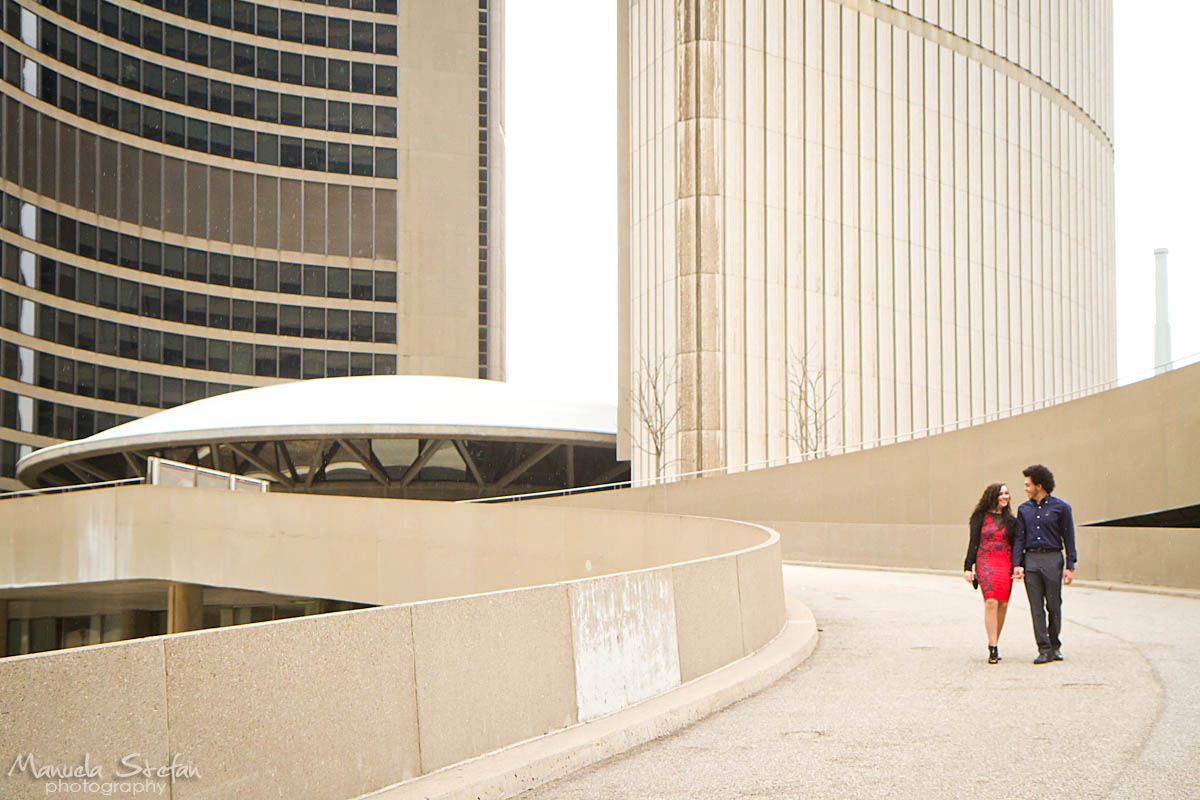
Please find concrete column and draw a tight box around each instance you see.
[167,583,205,634]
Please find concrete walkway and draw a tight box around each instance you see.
[516,565,1200,800]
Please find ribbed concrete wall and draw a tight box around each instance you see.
[619,0,1116,480]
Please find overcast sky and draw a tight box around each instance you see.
[502,1,1199,406]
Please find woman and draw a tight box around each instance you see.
[963,482,1017,664]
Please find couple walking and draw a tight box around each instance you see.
[962,464,1077,665]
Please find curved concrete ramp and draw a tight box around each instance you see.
[516,565,1200,800]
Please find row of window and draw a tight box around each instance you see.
[475,1,488,378]
[4,51,398,176]
[14,12,400,97]
[33,0,401,45]
[8,39,398,133]
[2,288,398,350]
[20,0,400,64]
[1,201,399,300]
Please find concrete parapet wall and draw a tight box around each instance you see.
[775,522,1200,591]
[0,499,784,799]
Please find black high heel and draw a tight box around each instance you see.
[988,646,1000,664]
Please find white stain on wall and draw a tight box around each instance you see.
[568,569,681,722]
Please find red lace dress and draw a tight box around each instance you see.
[976,513,1013,602]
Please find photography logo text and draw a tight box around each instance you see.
[7,752,200,796]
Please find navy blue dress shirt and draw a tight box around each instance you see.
[1012,495,1077,570]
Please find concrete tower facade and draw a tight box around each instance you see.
[619,0,1115,480]
[0,0,504,489]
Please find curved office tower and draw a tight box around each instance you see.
[0,0,504,489]
[619,0,1115,480]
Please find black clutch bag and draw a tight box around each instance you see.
[972,573,979,590]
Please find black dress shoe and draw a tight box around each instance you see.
[988,646,1000,664]
[1034,652,1053,664]
[1051,650,1063,661]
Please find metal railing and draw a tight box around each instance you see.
[0,477,145,501]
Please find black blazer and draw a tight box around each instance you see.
[963,512,1016,571]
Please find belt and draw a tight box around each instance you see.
[1026,548,1060,554]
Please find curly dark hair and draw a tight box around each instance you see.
[1022,464,1056,494]
[971,482,1016,522]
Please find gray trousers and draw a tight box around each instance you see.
[1023,551,1064,652]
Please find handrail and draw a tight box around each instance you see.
[0,477,145,500]
[461,352,1200,504]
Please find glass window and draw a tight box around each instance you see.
[232,299,253,332]
[98,230,118,264]
[164,24,186,60]
[303,56,325,88]
[351,62,373,93]
[281,51,302,85]
[100,2,120,37]
[302,265,325,296]
[162,376,183,407]
[60,30,79,67]
[164,69,186,104]
[143,18,163,52]
[139,373,161,407]
[303,97,326,130]
[302,307,324,338]
[77,317,96,351]
[350,352,372,375]
[118,370,136,403]
[256,90,278,123]
[280,95,302,126]
[376,24,397,55]
[79,38,98,76]
[60,77,78,115]
[258,48,279,82]
[326,309,348,340]
[185,338,206,369]
[141,241,162,275]
[351,0,374,11]
[163,113,185,148]
[327,143,349,174]
[142,106,163,141]
[232,257,254,289]
[328,18,349,50]
[97,321,117,357]
[255,260,277,292]
[141,284,162,317]
[163,333,184,366]
[280,137,302,169]
[163,245,185,278]
[374,271,396,302]
[209,296,230,328]
[280,10,302,42]
[164,288,185,322]
[120,54,140,91]
[373,313,396,343]
[351,104,373,135]
[77,361,96,394]
[303,141,325,171]
[327,267,349,298]
[256,133,278,166]
[304,14,325,46]
[234,85,254,118]
[118,98,139,135]
[376,107,396,137]
[99,92,119,129]
[351,145,373,177]
[350,269,373,300]
[328,101,350,133]
[376,0,396,12]
[142,63,163,97]
[119,8,140,45]
[209,340,230,372]
[351,21,373,52]
[256,5,278,38]
[210,124,231,157]
[100,47,121,84]
[375,354,396,375]
[234,42,255,76]
[375,65,396,96]
[187,75,208,109]
[79,0,99,28]
[279,263,301,294]
[77,270,97,304]
[187,30,208,65]
[328,59,350,91]
[140,329,163,363]
[254,345,277,377]
[57,311,76,348]
[375,148,396,179]
[279,305,301,336]
[211,0,232,28]
[55,401,76,438]
[255,302,277,335]
[187,118,208,152]
[302,349,324,379]
[210,37,232,71]
[79,85,98,121]
[279,347,301,378]
[185,294,206,326]
[232,0,254,33]
[209,253,230,286]
[327,351,348,377]
[210,81,232,114]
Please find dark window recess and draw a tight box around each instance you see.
[374,272,396,302]
[303,141,325,171]
[163,289,184,322]
[350,353,372,376]
[350,270,373,301]
[326,309,348,340]
[303,56,325,88]
[254,345,277,377]
[327,267,349,298]
[281,95,302,127]
[279,263,302,294]
[279,305,301,337]
[302,307,323,338]
[255,302,277,335]
[280,137,303,169]
[374,313,395,343]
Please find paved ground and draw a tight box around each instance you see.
[517,565,1200,800]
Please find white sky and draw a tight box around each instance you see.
[503,1,1199,405]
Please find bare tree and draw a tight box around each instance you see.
[786,346,836,460]
[631,354,684,480]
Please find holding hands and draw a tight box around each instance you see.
[1012,566,1024,580]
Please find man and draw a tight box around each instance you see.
[1011,464,1077,664]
